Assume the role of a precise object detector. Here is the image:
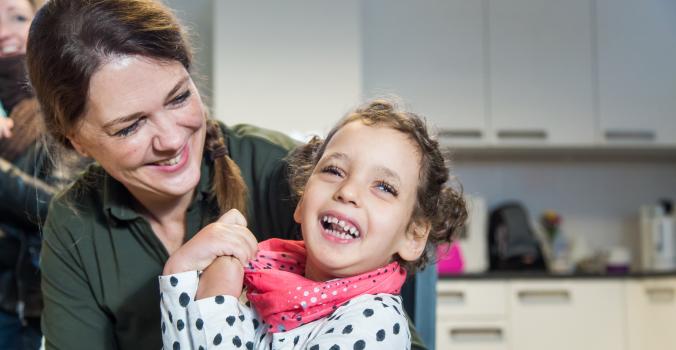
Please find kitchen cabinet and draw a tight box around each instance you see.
[436,281,509,350]
[488,0,596,146]
[596,0,676,146]
[626,278,676,350]
[362,0,488,145]
[508,280,625,350]
[437,319,509,350]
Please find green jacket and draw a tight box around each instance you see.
[40,123,427,350]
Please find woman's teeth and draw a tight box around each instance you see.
[1,46,19,55]
[321,215,360,239]
[155,153,181,166]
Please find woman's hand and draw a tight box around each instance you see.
[195,256,244,299]
[162,209,258,275]
[0,117,13,139]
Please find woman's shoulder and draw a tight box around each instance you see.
[47,164,108,230]
[221,122,299,155]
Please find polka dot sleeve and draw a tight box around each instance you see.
[159,271,257,349]
[303,294,411,350]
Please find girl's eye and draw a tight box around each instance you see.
[170,90,191,106]
[375,180,399,197]
[320,165,344,177]
[114,117,146,137]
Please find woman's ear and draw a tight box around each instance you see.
[67,135,90,158]
[397,219,432,262]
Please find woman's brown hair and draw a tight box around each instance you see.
[26,0,246,214]
[288,99,468,272]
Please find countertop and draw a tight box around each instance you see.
[438,270,676,280]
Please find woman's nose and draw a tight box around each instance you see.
[152,116,183,152]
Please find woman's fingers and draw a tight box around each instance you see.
[0,118,13,139]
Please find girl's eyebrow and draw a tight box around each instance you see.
[102,76,190,132]
[373,166,401,184]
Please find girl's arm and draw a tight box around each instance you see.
[160,266,258,350]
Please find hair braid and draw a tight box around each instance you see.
[205,120,248,216]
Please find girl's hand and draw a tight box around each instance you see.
[0,117,13,139]
[195,256,244,299]
[162,209,258,275]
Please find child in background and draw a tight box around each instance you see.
[160,99,467,349]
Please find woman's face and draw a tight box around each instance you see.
[0,0,33,57]
[69,56,207,205]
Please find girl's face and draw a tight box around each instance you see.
[0,0,33,57]
[294,121,429,281]
[69,56,207,206]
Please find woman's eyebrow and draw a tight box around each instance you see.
[163,76,190,104]
[101,76,191,132]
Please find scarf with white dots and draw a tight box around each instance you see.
[243,238,406,332]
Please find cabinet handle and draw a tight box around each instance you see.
[517,289,571,304]
[437,290,465,303]
[449,327,503,342]
[438,129,483,140]
[604,130,656,142]
[496,129,547,140]
[645,287,675,303]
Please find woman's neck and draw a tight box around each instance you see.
[132,189,195,254]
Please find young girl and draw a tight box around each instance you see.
[160,100,467,349]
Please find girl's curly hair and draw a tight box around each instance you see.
[287,99,468,273]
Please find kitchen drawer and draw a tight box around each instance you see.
[437,281,508,319]
[436,319,510,350]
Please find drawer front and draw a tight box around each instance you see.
[436,320,510,350]
[437,281,508,318]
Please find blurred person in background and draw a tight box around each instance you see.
[0,0,70,348]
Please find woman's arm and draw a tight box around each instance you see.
[40,215,117,350]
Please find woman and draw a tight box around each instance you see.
[26,1,299,349]
[0,0,55,349]
[27,1,426,349]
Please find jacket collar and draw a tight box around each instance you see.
[102,156,213,222]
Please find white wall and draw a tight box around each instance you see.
[172,0,676,267]
[212,0,362,138]
[455,157,676,265]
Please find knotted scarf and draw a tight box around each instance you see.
[243,238,407,332]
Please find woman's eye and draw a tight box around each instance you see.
[375,181,399,197]
[114,118,145,137]
[170,90,191,106]
[13,15,29,22]
[320,165,343,177]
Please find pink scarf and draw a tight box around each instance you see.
[243,238,407,332]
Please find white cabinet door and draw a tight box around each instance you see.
[437,319,510,350]
[489,0,596,145]
[362,0,488,145]
[626,279,676,350]
[509,280,626,350]
[596,0,676,146]
[436,281,508,320]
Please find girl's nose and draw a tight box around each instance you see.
[334,180,360,207]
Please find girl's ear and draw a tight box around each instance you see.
[293,197,304,224]
[397,219,432,262]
